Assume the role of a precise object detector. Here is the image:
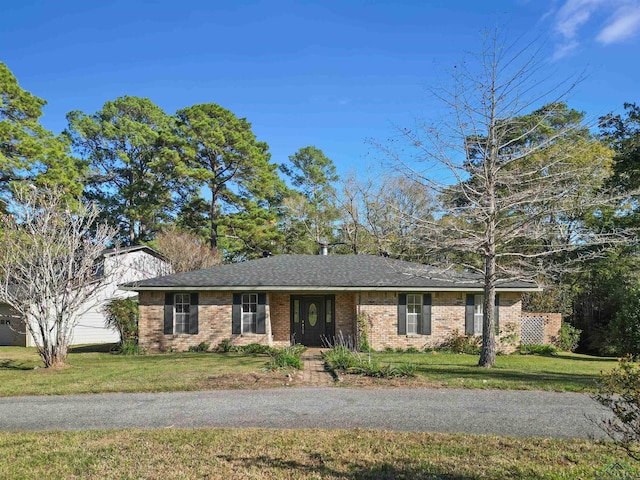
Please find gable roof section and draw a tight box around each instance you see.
[102,245,167,261]
[121,254,539,292]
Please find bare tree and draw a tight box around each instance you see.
[156,225,220,273]
[0,187,117,367]
[336,173,434,259]
[379,31,636,367]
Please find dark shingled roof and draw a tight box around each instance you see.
[121,254,538,291]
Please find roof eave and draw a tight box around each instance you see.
[120,285,542,293]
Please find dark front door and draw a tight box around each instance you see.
[300,296,325,347]
[291,295,335,347]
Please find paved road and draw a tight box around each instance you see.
[0,388,612,438]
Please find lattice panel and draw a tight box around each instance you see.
[521,315,546,345]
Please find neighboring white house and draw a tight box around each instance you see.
[0,245,169,347]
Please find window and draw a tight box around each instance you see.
[466,294,499,336]
[232,293,266,335]
[163,292,198,335]
[242,293,258,334]
[406,294,422,335]
[398,293,431,336]
[174,293,191,334]
[474,294,483,335]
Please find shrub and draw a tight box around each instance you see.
[406,346,419,354]
[395,347,405,353]
[592,355,640,460]
[120,340,143,355]
[103,298,138,347]
[441,330,481,355]
[216,338,234,353]
[323,345,362,371]
[609,291,640,356]
[357,313,371,352]
[267,345,304,370]
[188,342,210,352]
[238,343,274,354]
[323,345,416,378]
[555,321,581,352]
[384,347,394,353]
[519,343,557,356]
[351,361,417,378]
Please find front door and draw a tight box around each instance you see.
[291,295,334,347]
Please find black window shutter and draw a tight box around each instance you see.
[164,293,174,334]
[422,293,432,335]
[232,293,242,334]
[256,293,266,334]
[397,294,407,335]
[494,294,500,335]
[465,294,474,335]
[189,293,199,334]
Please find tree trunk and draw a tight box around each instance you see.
[209,184,218,253]
[479,252,497,367]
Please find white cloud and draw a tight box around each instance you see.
[596,4,640,44]
[548,0,640,59]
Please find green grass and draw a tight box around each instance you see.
[0,345,621,396]
[0,345,269,397]
[357,351,619,392]
[0,428,635,479]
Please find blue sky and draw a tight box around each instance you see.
[2,0,639,177]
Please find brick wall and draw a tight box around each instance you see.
[335,293,356,340]
[359,291,522,352]
[270,293,291,343]
[138,290,523,353]
[137,291,288,353]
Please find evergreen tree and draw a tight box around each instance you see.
[66,96,179,245]
[0,62,86,209]
[173,103,285,259]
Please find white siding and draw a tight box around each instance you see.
[0,304,26,347]
[4,248,169,347]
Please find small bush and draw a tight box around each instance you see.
[120,341,143,355]
[267,345,304,370]
[395,347,405,353]
[352,361,417,378]
[556,321,581,352]
[384,347,394,353]
[519,343,557,356]
[406,346,419,354]
[323,345,416,378]
[592,355,640,460]
[188,342,210,352]
[238,343,274,354]
[441,330,481,355]
[104,298,138,347]
[323,345,362,371]
[216,338,234,353]
[357,313,371,352]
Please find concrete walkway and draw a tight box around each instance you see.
[0,387,612,438]
[299,348,334,386]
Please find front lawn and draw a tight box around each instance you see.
[0,428,635,479]
[0,345,277,397]
[333,351,619,392]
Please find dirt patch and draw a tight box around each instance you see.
[201,370,300,389]
[334,373,445,389]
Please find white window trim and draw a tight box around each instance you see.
[406,293,422,336]
[174,293,190,334]
[241,293,258,334]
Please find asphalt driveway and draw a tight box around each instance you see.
[0,387,612,439]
